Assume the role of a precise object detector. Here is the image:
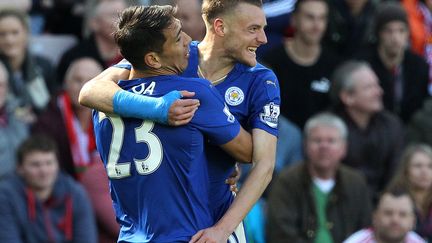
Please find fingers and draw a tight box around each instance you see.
[168,106,199,126]
[168,98,200,126]
[189,230,204,243]
[175,108,198,121]
[180,90,196,98]
[172,100,200,115]
[230,184,239,193]
[225,177,236,186]
[169,114,194,126]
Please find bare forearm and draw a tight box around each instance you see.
[79,79,120,113]
[215,129,276,234]
[220,127,252,163]
[78,67,130,112]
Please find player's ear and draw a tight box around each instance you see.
[213,18,225,36]
[144,52,162,69]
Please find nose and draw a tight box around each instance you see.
[257,29,267,45]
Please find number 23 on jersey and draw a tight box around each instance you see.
[98,112,163,179]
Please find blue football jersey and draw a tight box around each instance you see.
[183,41,281,220]
[112,41,281,222]
[93,75,240,243]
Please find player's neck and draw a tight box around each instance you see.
[129,67,177,79]
[285,38,321,66]
[198,40,235,84]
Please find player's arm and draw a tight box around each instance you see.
[79,66,129,113]
[191,71,280,243]
[190,129,276,243]
[79,65,200,125]
[220,127,252,163]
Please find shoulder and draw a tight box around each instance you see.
[175,77,214,94]
[375,111,404,129]
[338,165,368,185]
[0,174,24,199]
[405,50,428,67]
[236,63,280,92]
[243,62,277,77]
[33,55,53,67]
[344,228,375,243]
[406,231,427,242]
[277,163,306,185]
[56,173,88,198]
[320,48,343,66]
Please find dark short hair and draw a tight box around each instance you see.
[16,134,58,165]
[293,0,328,14]
[0,8,29,31]
[377,186,415,212]
[374,2,408,37]
[202,0,262,23]
[114,5,176,70]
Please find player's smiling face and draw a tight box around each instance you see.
[223,3,267,67]
[159,19,192,74]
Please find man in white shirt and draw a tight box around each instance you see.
[344,188,426,243]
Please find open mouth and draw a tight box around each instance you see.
[248,47,257,54]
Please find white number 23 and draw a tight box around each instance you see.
[99,112,163,179]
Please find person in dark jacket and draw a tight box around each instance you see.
[0,135,97,243]
[356,2,430,123]
[32,57,102,180]
[267,112,372,243]
[0,9,57,116]
[330,60,405,202]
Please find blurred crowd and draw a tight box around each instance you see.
[0,0,432,242]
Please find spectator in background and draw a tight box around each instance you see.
[0,0,31,12]
[330,60,404,201]
[407,97,432,146]
[357,2,429,123]
[0,9,56,116]
[81,161,119,243]
[344,188,425,243]
[32,58,102,180]
[41,0,86,39]
[267,113,372,243]
[262,0,341,129]
[388,144,432,242]
[401,0,432,95]
[324,0,376,58]
[256,0,295,58]
[401,0,432,56]
[175,0,205,41]
[0,59,28,179]
[57,0,126,83]
[0,135,97,243]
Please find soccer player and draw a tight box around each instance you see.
[93,5,252,242]
[80,0,280,241]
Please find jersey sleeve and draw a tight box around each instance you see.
[113,59,132,70]
[191,81,240,145]
[248,70,281,137]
